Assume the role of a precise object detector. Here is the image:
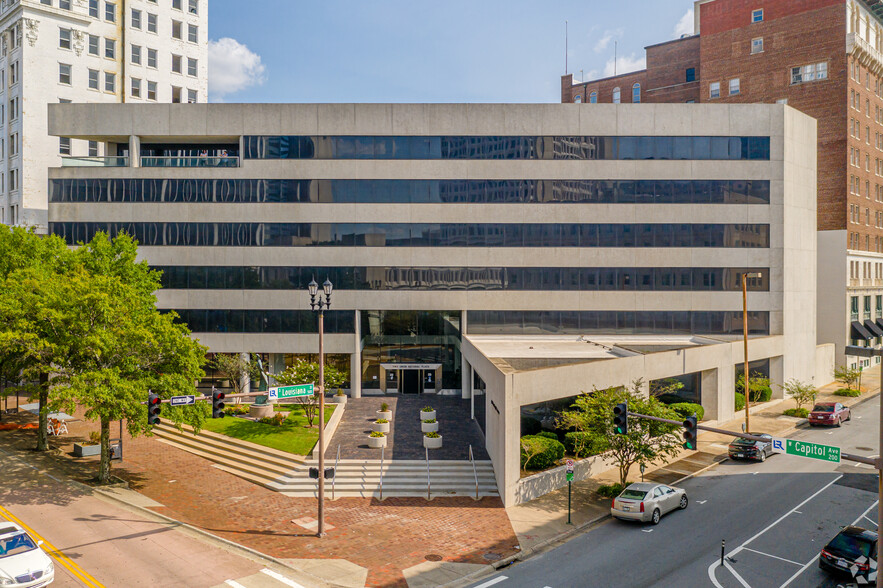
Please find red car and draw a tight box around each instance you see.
[808,402,851,427]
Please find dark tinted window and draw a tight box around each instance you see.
[813,404,835,412]
[826,532,874,559]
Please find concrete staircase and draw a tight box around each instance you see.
[150,423,499,499]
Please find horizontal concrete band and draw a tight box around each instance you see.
[155,289,781,311]
[49,202,778,224]
[48,160,783,181]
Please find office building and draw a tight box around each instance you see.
[0,0,207,230]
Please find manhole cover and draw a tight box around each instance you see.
[483,552,502,562]
[424,554,443,562]
[856,447,874,451]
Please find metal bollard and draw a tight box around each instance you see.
[720,540,725,567]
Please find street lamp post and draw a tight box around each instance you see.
[741,272,762,432]
[308,277,332,538]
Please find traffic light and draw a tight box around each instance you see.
[212,390,226,419]
[683,415,698,450]
[613,402,628,435]
[147,393,161,426]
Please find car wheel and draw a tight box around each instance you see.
[836,418,842,427]
[679,495,688,510]
[651,509,661,525]
[847,412,852,422]
[759,451,766,462]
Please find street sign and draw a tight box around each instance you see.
[170,395,195,407]
[566,472,574,482]
[565,459,574,472]
[268,383,314,400]
[772,437,841,463]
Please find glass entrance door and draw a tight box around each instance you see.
[402,369,420,394]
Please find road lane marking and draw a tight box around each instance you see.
[779,500,878,588]
[864,514,877,526]
[224,581,247,588]
[641,529,653,533]
[697,500,708,504]
[0,503,104,588]
[741,547,802,566]
[472,577,508,588]
[260,568,306,587]
[723,560,752,588]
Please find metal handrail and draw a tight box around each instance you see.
[379,446,385,501]
[425,446,431,501]
[332,444,340,500]
[469,444,479,500]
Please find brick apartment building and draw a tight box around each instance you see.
[562,0,883,369]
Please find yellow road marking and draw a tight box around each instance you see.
[0,504,105,588]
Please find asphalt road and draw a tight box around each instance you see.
[471,397,881,588]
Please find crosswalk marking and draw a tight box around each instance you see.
[224,580,247,588]
[260,568,306,587]
[473,576,508,588]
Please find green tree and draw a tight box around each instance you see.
[274,359,348,427]
[556,380,682,487]
[833,365,861,392]
[209,353,264,396]
[781,379,818,412]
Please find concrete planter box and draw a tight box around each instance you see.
[376,410,392,420]
[423,435,443,449]
[73,443,101,457]
[420,409,436,421]
[373,420,390,433]
[333,394,347,405]
[368,435,387,448]
[421,420,438,433]
[249,404,274,419]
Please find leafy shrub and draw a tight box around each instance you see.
[335,389,345,396]
[380,403,390,412]
[783,408,809,418]
[535,431,559,440]
[422,418,436,424]
[751,386,772,403]
[735,392,746,412]
[259,413,286,426]
[655,394,684,405]
[375,418,389,424]
[225,403,251,415]
[520,434,565,470]
[424,431,441,438]
[597,483,626,498]
[88,431,101,445]
[668,403,705,421]
[835,387,862,397]
[369,431,385,438]
[422,406,434,412]
[563,431,595,458]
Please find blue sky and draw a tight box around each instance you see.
[207,0,696,103]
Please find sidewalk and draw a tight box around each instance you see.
[500,374,881,567]
[0,404,519,588]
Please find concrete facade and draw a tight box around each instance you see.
[1,0,207,231]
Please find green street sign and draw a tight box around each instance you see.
[269,383,314,400]
[566,472,574,482]
[773,437,840,463]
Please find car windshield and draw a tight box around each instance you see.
[813,405,835,412]
[619,489,647,500]
[0,532,37,559]
[827,532,873,559]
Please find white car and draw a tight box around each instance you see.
[0,522,54,587]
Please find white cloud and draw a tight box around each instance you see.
[208,37,266,100]
[602,54,646,78]
[594,28,623,53]
[673,8,694,38]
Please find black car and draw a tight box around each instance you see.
[819,526,877,581]
[727,433,773,462]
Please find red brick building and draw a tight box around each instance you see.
[562,0,883,367]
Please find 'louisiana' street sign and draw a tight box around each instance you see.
[772,437,840,463]
[268,383,314,400]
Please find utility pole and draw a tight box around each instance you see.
[741,273,761,431]
[309,278,333,538]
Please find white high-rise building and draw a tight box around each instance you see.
[0,0,208,229]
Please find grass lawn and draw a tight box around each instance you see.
[200,405,334,455]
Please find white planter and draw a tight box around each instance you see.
[374,420,390,433]
[368,435,387,448]
[423,435,443,449]
[421,420,438,433]
[73,443,101,457]
[333,395,347,405]
[376,410,392,420]
[420,409,436,421]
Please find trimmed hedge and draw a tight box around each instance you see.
[597,483,626,498]
[520,434,566,470]
[735,392,746,412]
[668,402,705,421]
[563,431,595,458]
[834,387,862,397]
[750,386,772,403]
[535,430,559,441]
[783,407,809,418]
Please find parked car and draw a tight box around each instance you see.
[0,522,54,587]
[728,432,774,462]
[819,525,877,582]
[610,482,688,525]
[809,402,851,427]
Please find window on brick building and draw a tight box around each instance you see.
[751,37,763,54]
[686,67,695,83]
[612,87,620,103]
[751,9,763,23]
[709,82,720,99]
[729,78,740,95]
[632,83,641,103]
[589,91,597,103]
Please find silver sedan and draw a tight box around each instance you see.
[610,482,688,525]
